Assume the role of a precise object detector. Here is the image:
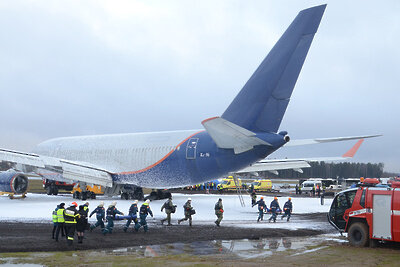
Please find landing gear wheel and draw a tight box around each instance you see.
[90,192,96,199]
[121,192,129,200]
[348,222,369,247]
[81,191,88,200]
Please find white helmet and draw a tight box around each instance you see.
[99,201,104,207]
[133,200,138,204]
[111,201,117,206]
[145,199,150,204]
[188,198,192,201]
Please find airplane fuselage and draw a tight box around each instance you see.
[33,130,285,188]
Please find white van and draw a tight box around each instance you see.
[301,180,322,191]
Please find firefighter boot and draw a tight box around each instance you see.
[78,236,83,244]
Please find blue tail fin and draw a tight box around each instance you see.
[222,5,326,133]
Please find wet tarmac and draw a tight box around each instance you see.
[101,234,347,260]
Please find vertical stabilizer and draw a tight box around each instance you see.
[222,5,326,133]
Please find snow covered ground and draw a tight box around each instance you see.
[0,193,332,230]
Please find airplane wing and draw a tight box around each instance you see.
[0,148,113,187]
[236,139,366,175]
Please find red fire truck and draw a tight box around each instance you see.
[328,178,400,247]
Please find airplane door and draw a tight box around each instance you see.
[186,138,199,159]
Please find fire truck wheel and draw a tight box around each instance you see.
[73,191,80,199]
[46,186,52,195]
[52,187,58,195]
[348,222,369,247]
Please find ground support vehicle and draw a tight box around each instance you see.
[43,179,75,195]
[72,183,103,200]
[328,178,400,247]
[217,177,243,192]
[250,179,273,192]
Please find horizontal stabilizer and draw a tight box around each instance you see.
[237,160,311,173]
[286,134,381,146]
[202,117,271,154]
[236,138,368,174]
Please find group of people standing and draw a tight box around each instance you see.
[252,194,293,223]
[52,201,89,245]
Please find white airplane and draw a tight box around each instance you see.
[0,5,380,198]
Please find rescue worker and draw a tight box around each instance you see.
[295,184,299,195]
[83,202,89,230]
[281,198,293,222]
[135,199,153,232]
[254,196,266,222]
[123,200,139,232]
[268,197,280,223]
[51,204,59,239]
[76,205,87,243]
[160,196,175,226]
[251,191,257,206]
[89,201,105,231]
[103,201,123,235]
[64,202,80,245]
[55,202,65,241]
[178,198,194,226]
[214,198,224,227]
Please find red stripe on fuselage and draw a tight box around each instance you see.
[118,130,205,175]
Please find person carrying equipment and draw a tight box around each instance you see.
[214,198,224,227]
[51,204,59,239]
[90,201,105,231]
[103,201,123,235]
[124,200,139,232]
[161,196,176,226]
[64,202,80,245]
[254,196,266,222]
[55,202,65,241]
[268,197,281,223]
[251,191,257,206]
[76,205,87,243]
[135,199,153,232]
[281,198,293,222]
[178,198,195,226]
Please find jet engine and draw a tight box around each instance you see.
[0,169,29,194]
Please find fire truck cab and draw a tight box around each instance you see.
[328,178,400,247]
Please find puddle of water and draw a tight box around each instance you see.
[0,257,42,266]
[95,234,346,260]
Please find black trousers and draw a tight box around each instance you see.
[65,224,76,244]
[55,222,65,240]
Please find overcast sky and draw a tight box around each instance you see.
[0,1,399,173]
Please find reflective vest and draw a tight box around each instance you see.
[57,208,65,223]
[64,207,79,224]
[52,210,58,223]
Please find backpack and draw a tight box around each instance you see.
[171,205,176,213]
